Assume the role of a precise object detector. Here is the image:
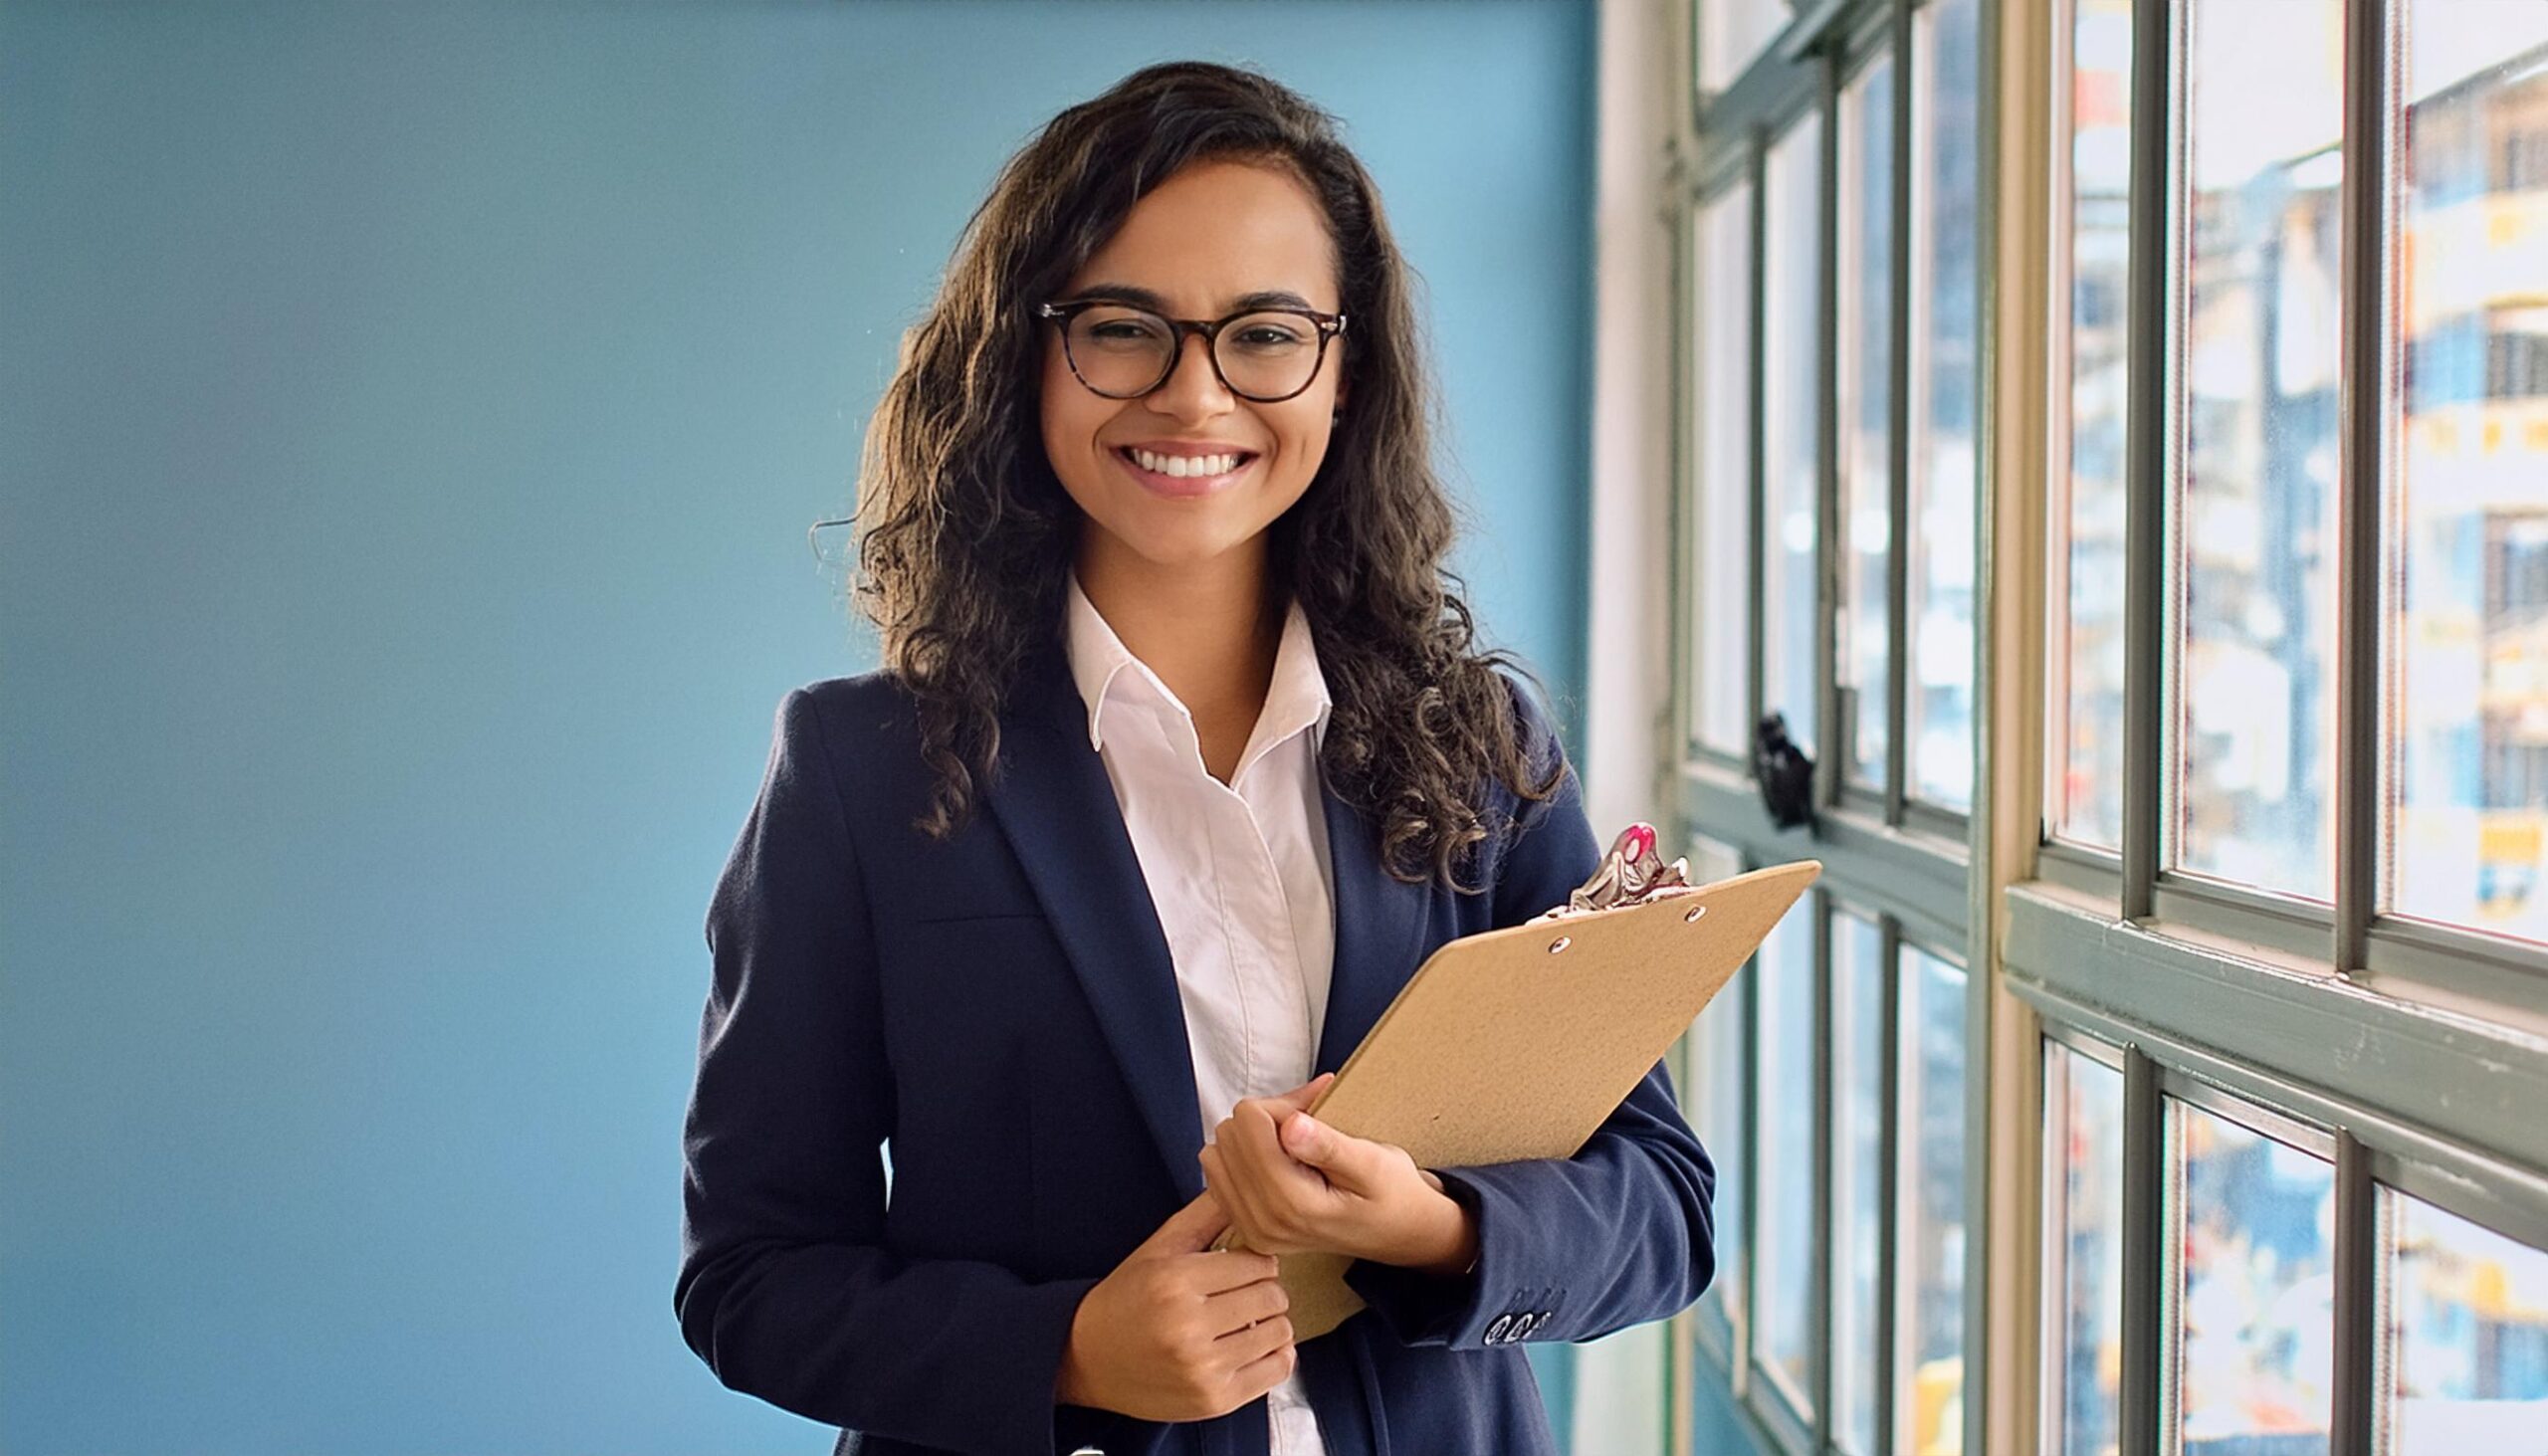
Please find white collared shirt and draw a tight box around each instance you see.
[1063,568,1335,1456]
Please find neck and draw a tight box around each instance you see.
[1073,534,1284,726]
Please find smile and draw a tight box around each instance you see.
[1114,445,1259,498]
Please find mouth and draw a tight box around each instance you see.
[1112,445,1260,499]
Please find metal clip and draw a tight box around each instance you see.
[1532,821,1704,923]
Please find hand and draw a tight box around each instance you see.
[1198,1074,1478,1275]
[1054,1189,1297,1421]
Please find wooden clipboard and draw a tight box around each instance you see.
[1219,855,1821,1341]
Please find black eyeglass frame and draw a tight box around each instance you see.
[1034,299,1350,403]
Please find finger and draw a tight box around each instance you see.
[1223,1325,1300,1401]
[1201,1272,1291,1335]
[1139,1188,1231,1254]
[1213,1311,1295,1369]
[1183,1247,1284,1297]
[1263,1072,1334,1113]
[1199,1141,1278,1253]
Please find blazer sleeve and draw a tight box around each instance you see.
[1345,676,1719,1350]
[675,687,1099,1453]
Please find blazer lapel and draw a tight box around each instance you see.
[982,636,1207,1199]
[1312,761,1431,1077]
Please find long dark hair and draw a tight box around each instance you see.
[851,59,1563,891]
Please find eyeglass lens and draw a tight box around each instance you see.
[1062,307,1325,400]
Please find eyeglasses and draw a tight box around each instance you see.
[1035,298,1348,403]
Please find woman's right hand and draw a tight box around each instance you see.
[1054,1188,1298,1421]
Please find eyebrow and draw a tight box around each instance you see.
[1068,283,1327,314]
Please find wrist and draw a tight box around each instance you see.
[1407,1183,1479,1278]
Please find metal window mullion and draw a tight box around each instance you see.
[1818,50,1847,810]
[1875,914,1902,1456]
[1810,893,1837,1440]
[2119,0,2176,922]
[1885,0,1915,828]
[2332,0,2395,973]
[1750,135,1773,749]
[2118,1044,2164,1456]
[1737,869,1763,1399]
[2329,1130,2379,1456]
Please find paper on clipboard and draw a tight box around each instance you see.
[1216,824,1820,1341]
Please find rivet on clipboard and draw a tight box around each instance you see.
[1533,821,1707,924]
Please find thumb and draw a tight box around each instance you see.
[1277,1110,1380,1190]
[1140,1188,1231,1255]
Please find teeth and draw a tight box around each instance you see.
[1130,448,1244,478]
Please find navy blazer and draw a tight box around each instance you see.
[675,631,1716,1456]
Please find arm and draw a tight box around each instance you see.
[1345,676,1719,1350]
[674,688,1097,1452]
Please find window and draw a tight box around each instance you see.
[1668,0,2548,1452]
[2043,1040,2126,1456]
[1670,2,1985,1451]
[1692,181,1758,757]
[2389,2,2548,945]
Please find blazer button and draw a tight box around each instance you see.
[1485,1314,1513,1344]
[1513,1312,1540,1339]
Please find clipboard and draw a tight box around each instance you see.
[1214,824,1820,1341]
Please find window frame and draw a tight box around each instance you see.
[1669,0,2548,1452]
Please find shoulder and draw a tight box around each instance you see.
[754,672,932,822]
[778,670,922,747]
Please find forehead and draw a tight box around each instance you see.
[1064,158,1340,312]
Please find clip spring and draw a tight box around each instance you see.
[1532,821,1705,923]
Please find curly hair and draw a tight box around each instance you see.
[850,59,1564,892]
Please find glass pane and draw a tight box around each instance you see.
[1695,180,1758,756]
[1753,896,1819,1414]
[1909,0,1982,811]
[1839,59,1896,791]
[1897,947,1967,1456]
[2046,1044,2126,1456]
[1832,911,1886,1456]
[1765,114,1824,756]
[1683,837,1748,1344]
[1701,0,1793,94]
[2388,2,2548,943]
[2386,1189,2548,1451]
[2056,0,2135,848]
[2167,1102,2334,1454]
[2172,0,2346,898]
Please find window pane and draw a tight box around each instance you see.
[1754,896,1819,1414]
[2045,1044,2125,1456]
[1684,837,1748,1346]
[1765,114,1824,756]
[2167,1102,2334,1454]
[2389,3,2548,943]
[1700,0,1793,95]
[1695,180,1758,756]
[1832,911,1886,1456]
[2055,0,2135,848]
[1908,0,1981,811]
[1897,947,1967,1456]
[2386,1189,2548,1451]
[1838,59,1896,791]
[2172,0,2346,897]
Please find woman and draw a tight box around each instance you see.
[675,60,1715,1456]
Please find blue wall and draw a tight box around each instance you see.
[0,3,1593,1451]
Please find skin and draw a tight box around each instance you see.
[1039,157,1349,786]
[1042,159,1478,1421]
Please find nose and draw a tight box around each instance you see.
[1149,329,1235,423]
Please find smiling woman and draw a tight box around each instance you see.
[675,58,1717,1456]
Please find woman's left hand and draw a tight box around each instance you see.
[1198,1073,1478,1275]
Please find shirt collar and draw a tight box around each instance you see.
[1063,569,1334,763]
